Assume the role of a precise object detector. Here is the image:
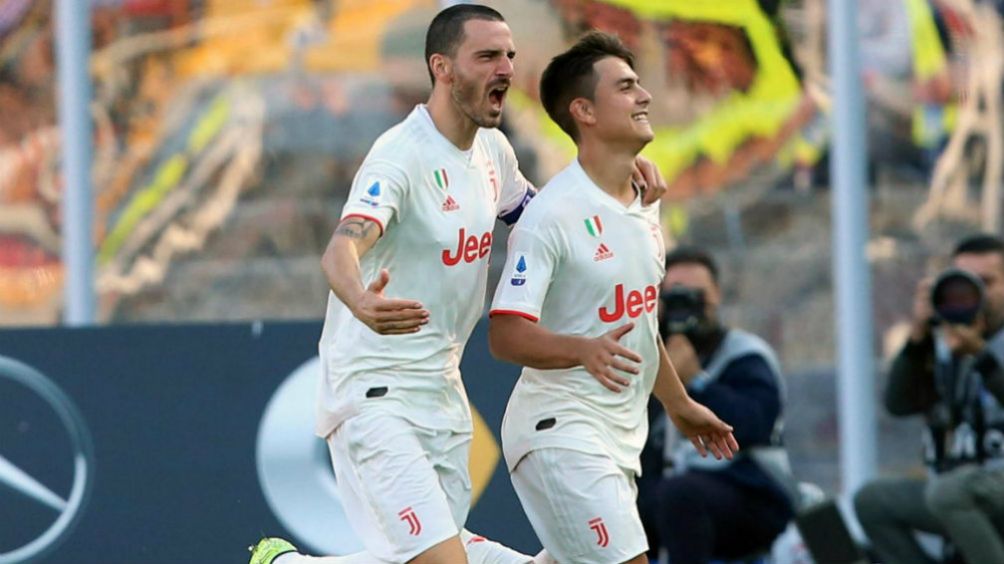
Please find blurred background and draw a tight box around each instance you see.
[2,0,1003,561]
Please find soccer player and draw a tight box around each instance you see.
[488,32,739,564]
[250,5,666,564]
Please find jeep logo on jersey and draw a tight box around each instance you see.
[510,255,527,286]
[598,283,658,322]
[442,228,492,266]
[360,181,381,207]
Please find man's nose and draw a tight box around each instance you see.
[638,86,652,107]
[496,56,514,78]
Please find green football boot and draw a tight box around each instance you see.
[248,537,297,564]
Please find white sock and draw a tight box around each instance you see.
[273,552,378,564]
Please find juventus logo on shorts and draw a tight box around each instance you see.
[398,506,422,536]
[588,517,610,547]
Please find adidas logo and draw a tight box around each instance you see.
[594,243,614,261]
[442,195,460,211]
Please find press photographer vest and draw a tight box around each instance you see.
[924,330,1004,471]
[664,329,801,504]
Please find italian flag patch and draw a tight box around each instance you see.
[584,215,603,237]
[434,168,449,189]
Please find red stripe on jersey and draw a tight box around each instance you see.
[341,213,385,237]
[489,309,539,322]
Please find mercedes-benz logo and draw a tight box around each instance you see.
[0,355,95,564]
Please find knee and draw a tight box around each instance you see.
[925,472,974,514]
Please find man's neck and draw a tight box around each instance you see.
[426,89,478,151]
[577,138,638,205]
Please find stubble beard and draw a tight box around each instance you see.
[451,73,502,129]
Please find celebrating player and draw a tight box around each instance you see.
[250,5,667,564]
[488,31,738,564]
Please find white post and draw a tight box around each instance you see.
[55,0,95,325]
[828,0,878,495]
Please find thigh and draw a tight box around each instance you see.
[428,429,473,531]
[511,448,648,564]
[856,477,943,534]
[328,411,459,563]
[961,466,1004,515]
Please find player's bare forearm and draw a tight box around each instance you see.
[320,217,382,309]
[321,217,427,335]
[656,339,738,459]
[653,339,692,412]
[488,314,584,368]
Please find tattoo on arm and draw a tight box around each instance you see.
[335,218,378,240]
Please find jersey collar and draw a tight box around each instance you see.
[414,105,478,168]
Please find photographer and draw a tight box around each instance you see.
[638,247,795,563]
[854,234,1004,564]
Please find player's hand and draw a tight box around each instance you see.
[667,399,739,460]
[633,156,667,205]
[577,322,642,393]
[351,269,429,335]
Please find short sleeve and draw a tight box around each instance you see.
[340,160,409,234]
[489,224,559,322]
[493,133,536,226]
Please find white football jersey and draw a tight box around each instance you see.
[490,160,665,474]
[317,105,534,437]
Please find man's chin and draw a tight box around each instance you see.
[475,113,503,129]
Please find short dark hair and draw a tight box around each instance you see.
[539,31,635,142]
[953,234,1004,260]
[665,246,720,285]
[424,4,505,86]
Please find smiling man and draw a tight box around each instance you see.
[249,4,672,563]
[488,32,737,564]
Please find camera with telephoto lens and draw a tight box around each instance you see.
[930,268,986,326]
[659,286,706,335]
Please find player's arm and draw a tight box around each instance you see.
[494,133,537,228]
[321,217,428,335]
[493,143,663,228]
[653,339,739,459]
[489,315,641,393]
[488,223,640,392]
[320,214,379,306]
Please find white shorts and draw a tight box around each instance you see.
[510,448,647,564]
[327,409,472,563]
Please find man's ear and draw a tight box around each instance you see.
[430,53,452,83]
[569,98,595,129]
